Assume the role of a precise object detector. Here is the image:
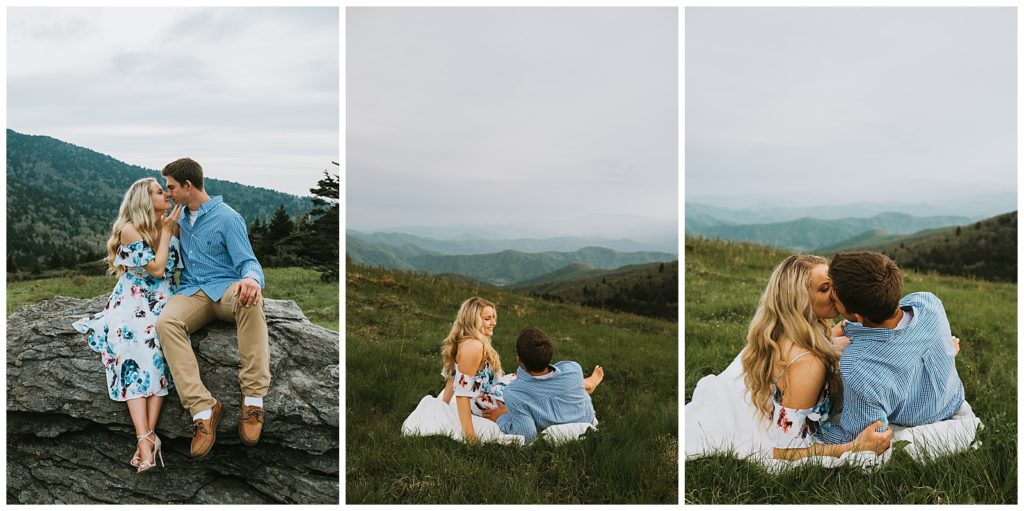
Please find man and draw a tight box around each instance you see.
[155,157,271,458]
[483,326,603,442]
[818,251,964,446]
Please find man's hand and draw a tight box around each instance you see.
[234,277,262,307]
[482,401,509,422]
[952,335,961,357]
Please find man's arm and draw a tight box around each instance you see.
[492,400,539,442]
[818,370,888,445]
[226,213,265,287]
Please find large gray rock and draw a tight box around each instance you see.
[7,295,339,504]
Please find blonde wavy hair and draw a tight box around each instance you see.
[441,297,502,379]
[742,254,843,421]
[105,178,159,276]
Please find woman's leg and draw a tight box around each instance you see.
[146,395,164,431]
[126,398,153,466]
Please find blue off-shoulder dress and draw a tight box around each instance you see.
[73,237,182,401]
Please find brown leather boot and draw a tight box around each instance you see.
[190,400,222,458]
[239,397,265,446]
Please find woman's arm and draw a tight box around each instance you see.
[773,420,892,460]
[454,339,484,442]
[441,378,454,404]
[120,210,181,278]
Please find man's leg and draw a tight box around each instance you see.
[214,283,271,444]
[157,292,218,415]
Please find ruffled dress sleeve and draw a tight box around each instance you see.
[451,364,482,399]
[114,240,156,269]
[769,385,829,449]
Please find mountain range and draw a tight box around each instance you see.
[6,129,314,269]
[346,235,676,286]
[687,210,975,252]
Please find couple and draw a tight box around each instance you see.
[687,251,965,461]
[73,158,270,473]
[438,297,604,443]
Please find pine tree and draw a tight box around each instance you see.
[267,203,294,243]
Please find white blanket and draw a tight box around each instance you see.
[685,352,983,471]
[402,394,598,445]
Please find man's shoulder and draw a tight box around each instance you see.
[206,197,242,219]
[553,360,582,375]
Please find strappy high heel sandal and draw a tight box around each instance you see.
[136,430,165,473]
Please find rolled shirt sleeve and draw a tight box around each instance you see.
[496,391,539,442]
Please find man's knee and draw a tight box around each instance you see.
[156,313,186,340]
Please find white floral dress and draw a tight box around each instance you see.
[445,362,516,416]
[770,352,832,449]
[73,237,182,401]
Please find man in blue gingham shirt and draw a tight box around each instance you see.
[818,252,964,445]
[483,326,599,443]
[156,157,271,459]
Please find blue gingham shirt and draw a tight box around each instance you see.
[496,361,596,442]
[176,196,265,301]
[818,292,964,444]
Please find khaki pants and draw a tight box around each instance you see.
[156,284,270,415]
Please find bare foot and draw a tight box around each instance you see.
[584,365,604,394]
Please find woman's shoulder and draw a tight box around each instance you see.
[119,223,144,245]
[777,352,827,408]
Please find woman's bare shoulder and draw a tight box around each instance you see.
[119,223,143,244]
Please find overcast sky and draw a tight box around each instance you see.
[686,7,1016,208]
[347,8,677,238]
[7,7,339,197]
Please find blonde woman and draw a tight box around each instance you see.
[73,177,183,472]
[741,255,890,460]
[439,297,514,442]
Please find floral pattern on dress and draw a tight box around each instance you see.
[73,237,182,401]
[770,381,831,449]
[450,362,516,416]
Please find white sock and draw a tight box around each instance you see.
[192,408,213,421]
[244,396,264,408]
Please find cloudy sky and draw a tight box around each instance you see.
[686,7,1016,209]
[347,8,677,239]
[7,7,339,197]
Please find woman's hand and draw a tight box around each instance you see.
[850,420,893,455]
[163,205,183,233]
[832,319,847,338]
[833,336,851,357]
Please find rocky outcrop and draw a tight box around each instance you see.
[7,296,339,504]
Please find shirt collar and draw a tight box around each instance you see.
[516,364,558,380]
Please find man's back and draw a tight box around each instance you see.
[497,361,596,442]
[819,292,964,443]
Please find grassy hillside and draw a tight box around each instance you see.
[824,211,1017,283]
[346,262,678,504]
[7,267,339,331]
[514,261,678,321]
[690,212,970,252]
[685,237,1016,504]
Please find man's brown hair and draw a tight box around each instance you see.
[516,326,553,372]
[161,157,204,191]
[829,251,903,324]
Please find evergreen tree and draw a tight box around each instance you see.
[267,203,294,243]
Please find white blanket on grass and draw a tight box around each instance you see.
[685,352,983,471]
[402,394,598,445]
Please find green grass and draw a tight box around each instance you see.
[684,237,1017,504]
[6,267,338,331]
[346,263,677,504]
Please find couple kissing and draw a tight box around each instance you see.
[73,158,270,473]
